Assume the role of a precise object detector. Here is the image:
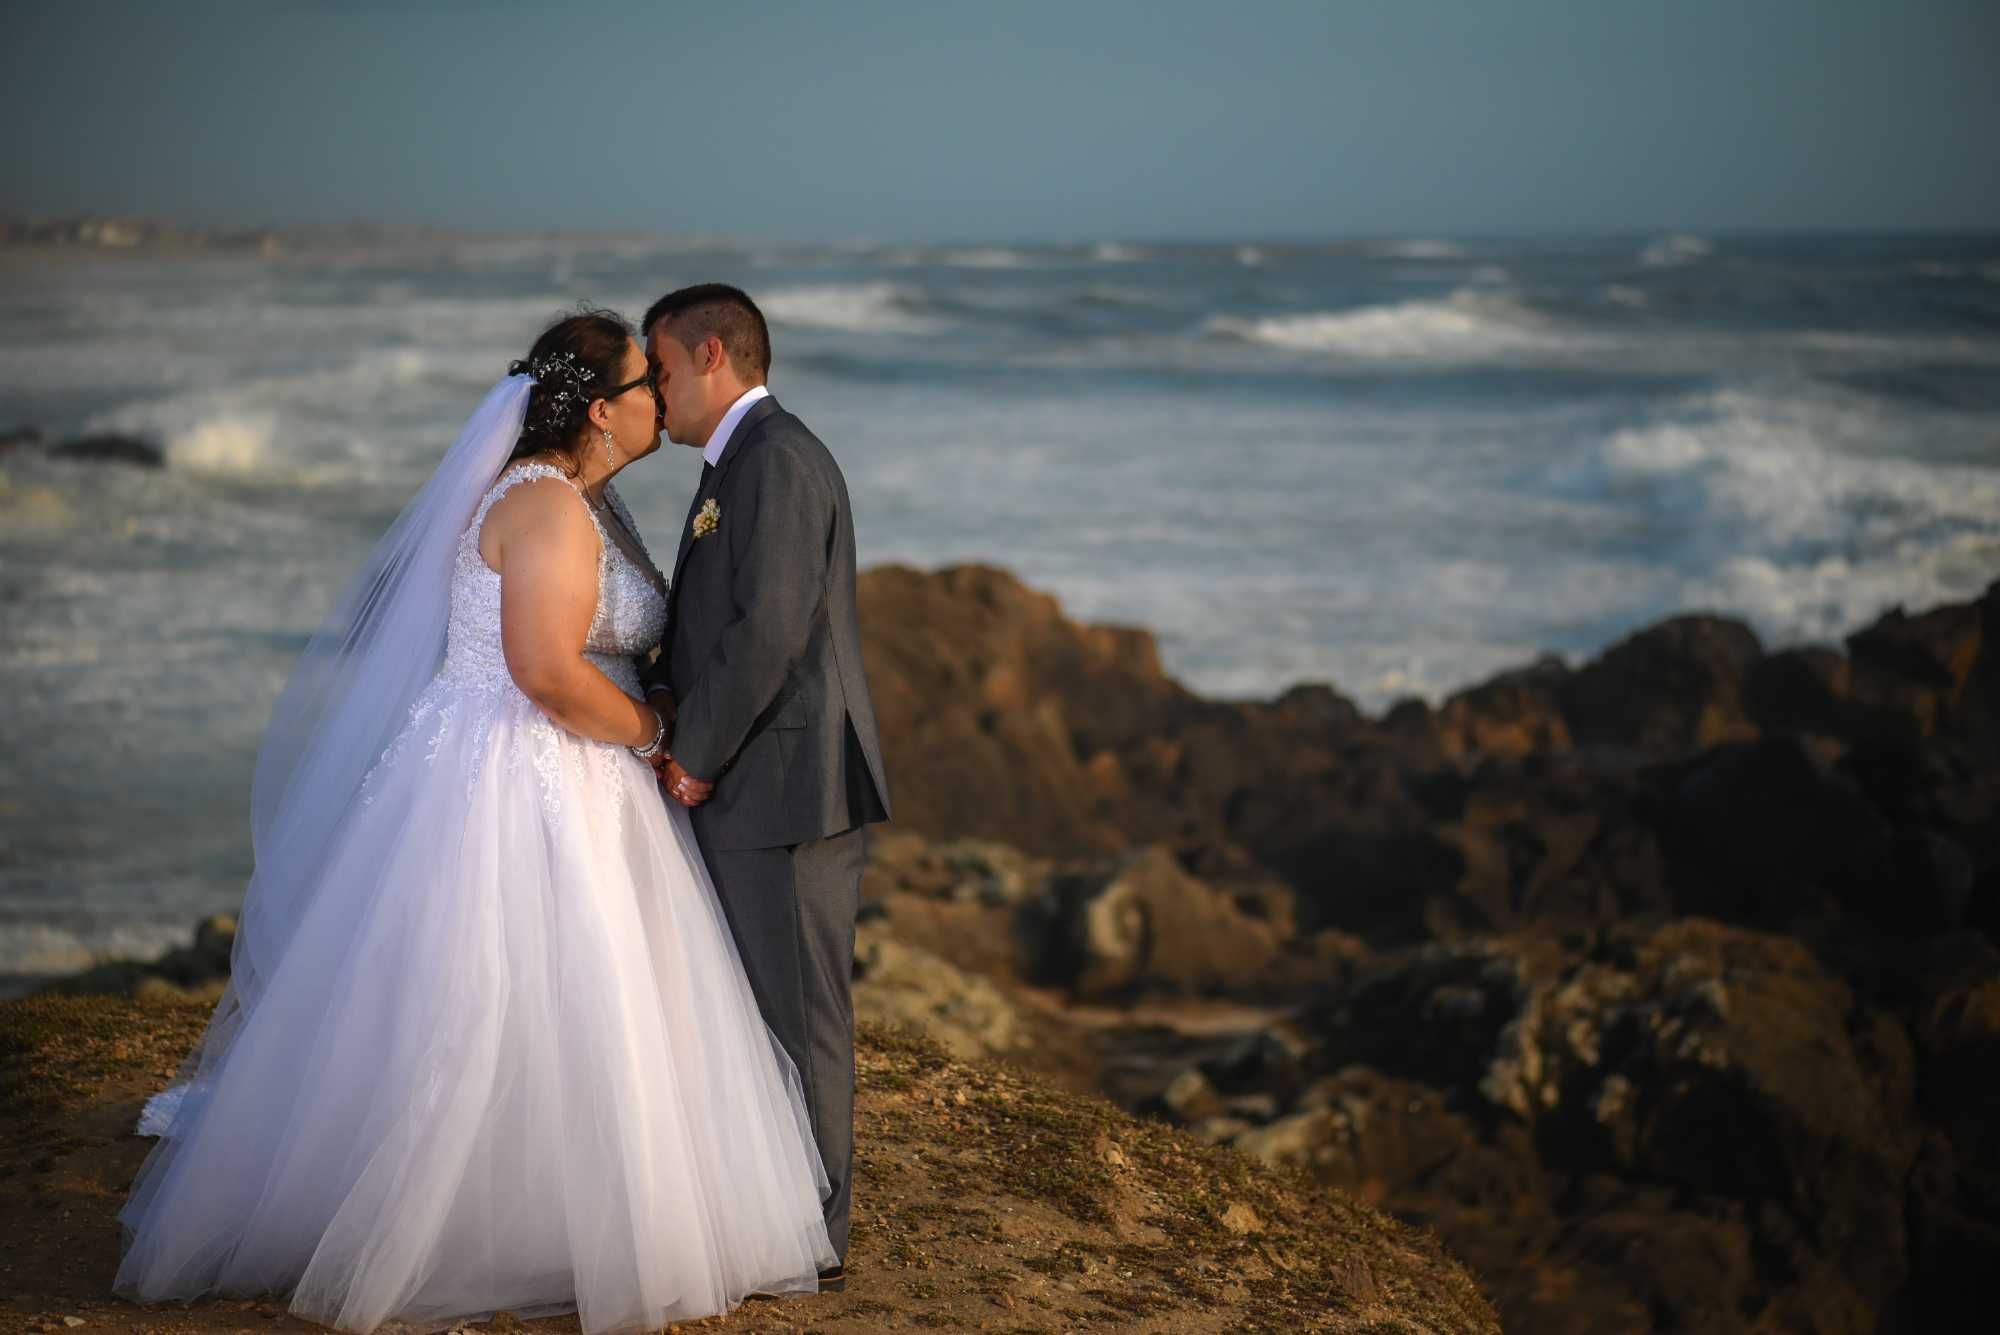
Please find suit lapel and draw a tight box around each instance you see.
[668,470,710,594]
[665,395,784,626]
[710,395,782,495]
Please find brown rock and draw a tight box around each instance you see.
[1556,614,1764,755]
[1747,645,1855,739]
[1032,847,1287,998]
[1659,735,1901,928]
[858,564,1189,855]
[1157,1068,1225,1123]
[853,566,1999,958]
[1846,585,1997,743]
[1219,1201,1262,1234]
[50,432,163,468]
[1436,654,1574,760]
[1281,919,1927,1329]
[851,923,1021,1061]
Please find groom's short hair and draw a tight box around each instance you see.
[643,284,771,382]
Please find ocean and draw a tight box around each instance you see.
[2,230,1997,990]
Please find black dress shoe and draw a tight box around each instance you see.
[744,1264,845,1302]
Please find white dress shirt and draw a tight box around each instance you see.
[703,385,772,467]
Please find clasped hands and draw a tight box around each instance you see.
[644,688,713,807]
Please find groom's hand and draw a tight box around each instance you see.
[661,757,713,807]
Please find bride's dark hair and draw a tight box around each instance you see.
[506,308,633,470]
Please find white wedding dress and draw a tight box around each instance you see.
[115,462,838,1333]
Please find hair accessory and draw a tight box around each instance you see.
[524,350,596,415]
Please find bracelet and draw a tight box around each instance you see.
[629,709,668,760]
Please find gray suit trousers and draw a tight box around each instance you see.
[694,821,865,1262]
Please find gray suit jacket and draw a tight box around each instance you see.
[642,396,891,851]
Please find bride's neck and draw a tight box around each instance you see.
[531,447,619,501]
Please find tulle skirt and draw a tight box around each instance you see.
[113,677,838,1333]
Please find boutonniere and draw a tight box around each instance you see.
[691,497,721,540]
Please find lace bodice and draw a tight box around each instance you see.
[442,462,668,697]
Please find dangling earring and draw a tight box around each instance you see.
[600,426,616,469]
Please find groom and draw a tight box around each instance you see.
[638,284,891,1291]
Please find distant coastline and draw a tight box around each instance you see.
[2,216,286,256]
[0,216,704,261]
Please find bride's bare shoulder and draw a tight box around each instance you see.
[478,468,598,572]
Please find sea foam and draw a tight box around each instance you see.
[1640,233,1714,267]
[1206,288,1576,364]
[0,918,196,992]
[1537,380,2000,703]
[167,414,280,474]
[1365,239,1467,260]
[761,283,941,334]
[944,248,1034,269]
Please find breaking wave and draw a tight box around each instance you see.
[1640,233,1714,267]
[1365,238,1467,260]
[1206,288,1585,364]
[760,283,943,334]
[1598,386,2000,638]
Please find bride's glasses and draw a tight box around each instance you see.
[597,371,658,407]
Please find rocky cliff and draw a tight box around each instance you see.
[849,565,2000,1332]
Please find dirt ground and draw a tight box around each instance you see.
[0,995,1495,1334]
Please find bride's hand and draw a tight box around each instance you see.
[661,757,713,807]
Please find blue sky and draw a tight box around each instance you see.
[4,0,1995,240]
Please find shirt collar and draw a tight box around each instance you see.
[702,385,772,467]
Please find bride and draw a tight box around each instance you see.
[113,310,839,1332]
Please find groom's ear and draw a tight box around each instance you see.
[698,334,728,376]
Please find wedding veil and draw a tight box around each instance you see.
[162,373,535,1108]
